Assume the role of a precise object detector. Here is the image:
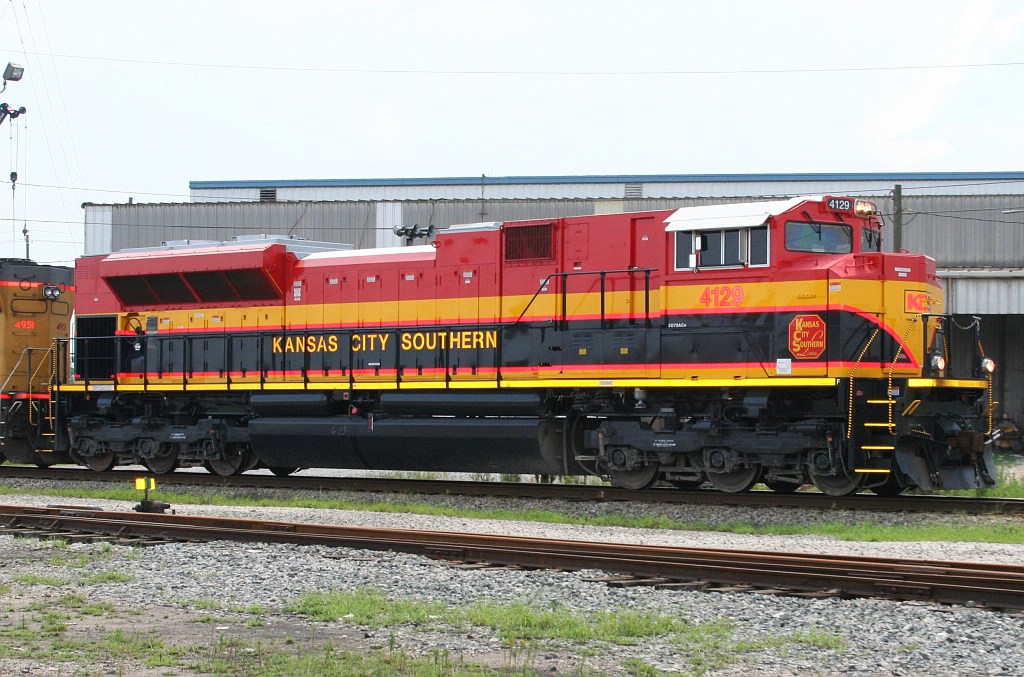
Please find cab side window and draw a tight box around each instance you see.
[861,228,881,252]
[674,225,769,270]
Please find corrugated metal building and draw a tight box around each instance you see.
[82,172,1024,423]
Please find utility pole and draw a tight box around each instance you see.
[2,63,27,259]
[892,184,903,252]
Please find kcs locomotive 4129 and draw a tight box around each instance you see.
[0,195,998,496]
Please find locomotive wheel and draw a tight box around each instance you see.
[809,469,862,497]
[609,464,659,490]
[143,450,178,474]
[269,466,298,477]
[83,452,116,472]
[205,446,252,477]
[706,464,761,493]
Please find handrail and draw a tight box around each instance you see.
[511,267,656,329]
[0,347,46,395]
[920,313,982,378]
[0,345,61,442]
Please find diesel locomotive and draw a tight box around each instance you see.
[0,196,999,496]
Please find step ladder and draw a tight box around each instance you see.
[856,396,897,474]
[26,343,59,454]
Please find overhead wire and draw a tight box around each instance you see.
[21,51,1024,77]
[904,210,1024,226]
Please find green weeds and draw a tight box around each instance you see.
[286,587,846,675]
[10,573,69,586]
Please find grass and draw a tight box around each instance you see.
[48,541,117,568]
[285,587,846,675]
[289,587,696,644]
[10,573,70,586]
[83,571,133,585]
[946,453,1024,499]
[196,641,557,677]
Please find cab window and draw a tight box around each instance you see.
[674,225,769,270]
[785,221,852,254]
[861,228,881,252]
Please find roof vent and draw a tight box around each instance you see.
[259,187,277,202]
[624,183,643,198]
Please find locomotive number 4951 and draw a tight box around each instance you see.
[699,285,744,307]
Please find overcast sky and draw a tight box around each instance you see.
[1,0,1022,264]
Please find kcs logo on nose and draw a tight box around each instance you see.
[904,291,933,313]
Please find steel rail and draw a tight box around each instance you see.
[1,466,1022,515]
[1,504,1021,611]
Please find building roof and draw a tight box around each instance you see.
[190,172,1024,190]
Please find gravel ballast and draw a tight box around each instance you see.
[0,484,1022,676]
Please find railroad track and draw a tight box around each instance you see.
[1,503,1021,611]
[2,465,1022,515]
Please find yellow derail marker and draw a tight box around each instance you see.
[133,476,171,514]
[134,476,156,493]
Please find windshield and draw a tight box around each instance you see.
[785,221,852,254]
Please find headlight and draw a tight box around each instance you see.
[854,199,878,216]
[930,354,946,372]
[981,357,996,374]
[42,285,61,299]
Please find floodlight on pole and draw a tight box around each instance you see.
[1,63,23,93]
[0,62,26,126]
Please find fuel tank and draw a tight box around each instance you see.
[248,416,558,475]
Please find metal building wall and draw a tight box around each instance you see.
[943,273,1024,315]
[93,201,379,252]
[901,194,1024,266]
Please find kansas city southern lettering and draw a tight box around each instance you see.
[272,335,340,353]
[270,330,498,354]
[401,330,497,351]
